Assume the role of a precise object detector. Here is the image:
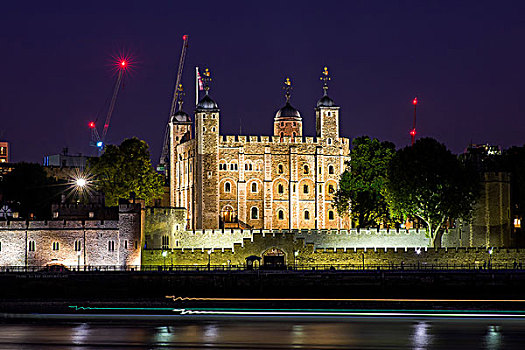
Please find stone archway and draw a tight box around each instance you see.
[262,247,286,269]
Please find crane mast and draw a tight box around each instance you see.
[159,34,189,170]
[89,58,129,154]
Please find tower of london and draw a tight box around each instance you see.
[169,68,351,230]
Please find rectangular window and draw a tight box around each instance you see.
[74,240,81,251]
[28,241,35,252]
[135,241,138,249]
[52,242,60,251]
[162,235,169,249]
[124,240,128,249]
[108,240,115,252]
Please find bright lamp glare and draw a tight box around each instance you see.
[76,178,87,188]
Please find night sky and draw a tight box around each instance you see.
[2,1,525,164]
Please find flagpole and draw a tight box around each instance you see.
[195,66,199,107]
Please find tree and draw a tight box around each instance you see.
[0,162,62,219]
[386,138,480,247]
[89,137,164,206]
[333,136,396,228]
[502,146,525,226]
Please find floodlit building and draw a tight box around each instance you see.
[169,68,351,230]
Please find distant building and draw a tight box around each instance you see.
[43,148,89,168]
[0,141,9,163]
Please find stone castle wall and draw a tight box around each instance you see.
[143,232,525,267]
[0,203,143,268]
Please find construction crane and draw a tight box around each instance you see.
[158,34,189,171]
[89,58,130,153]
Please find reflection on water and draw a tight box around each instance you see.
[412,321,431,349]
[0,320,523,349]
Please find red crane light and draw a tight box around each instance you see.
[182,35,188,41]
[410,128,416,137]
[89,121,96,129]
[412,97,418,105]
[120,60,127,67]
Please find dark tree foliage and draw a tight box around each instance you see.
[89,137,164,207]
[386,138,480,247]
[0,162,62,219]
[334,136,396,228]
[502,146,525,223]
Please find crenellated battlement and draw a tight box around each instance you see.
[0,220,119,230]
[159,228,430,251]
[220,134,349,146]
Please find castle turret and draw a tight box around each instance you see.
[169,85,192,207]
[195,69,220,229]
[315,67,340,140]
[274,78,302,139]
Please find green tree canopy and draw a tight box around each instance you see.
[333,136,396,228]
[386,138,480,247]
[0,162,62,219]
[89,137,164,206]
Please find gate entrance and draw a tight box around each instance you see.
[263,248,285,269]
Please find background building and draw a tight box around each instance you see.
[0,141,9,163]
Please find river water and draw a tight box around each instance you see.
[0,319,523,349]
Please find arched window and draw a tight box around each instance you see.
[328,184,335,194]
[304,210,310,220]
[224,181,231,193]
[278,164,284,174]
[251,207,258,219]
[292,132,296,138]
[278,210,284,220]
[251,182,258,193]
[328,210,335,221]
[280,132,284,139]
[303,165,309,174]
[278,183,284,194]
[327,138,332,145]
[303,184,309,194]
[328,165,334,174]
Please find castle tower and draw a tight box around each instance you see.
[169,84,192,207]
[315,67,340,140]
[195,69,220,229]
[274,78,302,139]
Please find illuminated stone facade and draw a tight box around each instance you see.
[0,203,143,268]
[170,73,351,230]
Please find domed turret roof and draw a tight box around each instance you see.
[196,94,218,110]
[317,94,336,108]
[171,110,191,124]
[275,102,301,121]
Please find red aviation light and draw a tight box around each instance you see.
[412,97,418,105]
[182,34,188,41]
[89,121,96,129]
[120,60,127,68]
[410,128,417,137]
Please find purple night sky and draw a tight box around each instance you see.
[2,1,525,164]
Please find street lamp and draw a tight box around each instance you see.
[162,251,167,270]
[294,250,299,270]
[207,249,212,270]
